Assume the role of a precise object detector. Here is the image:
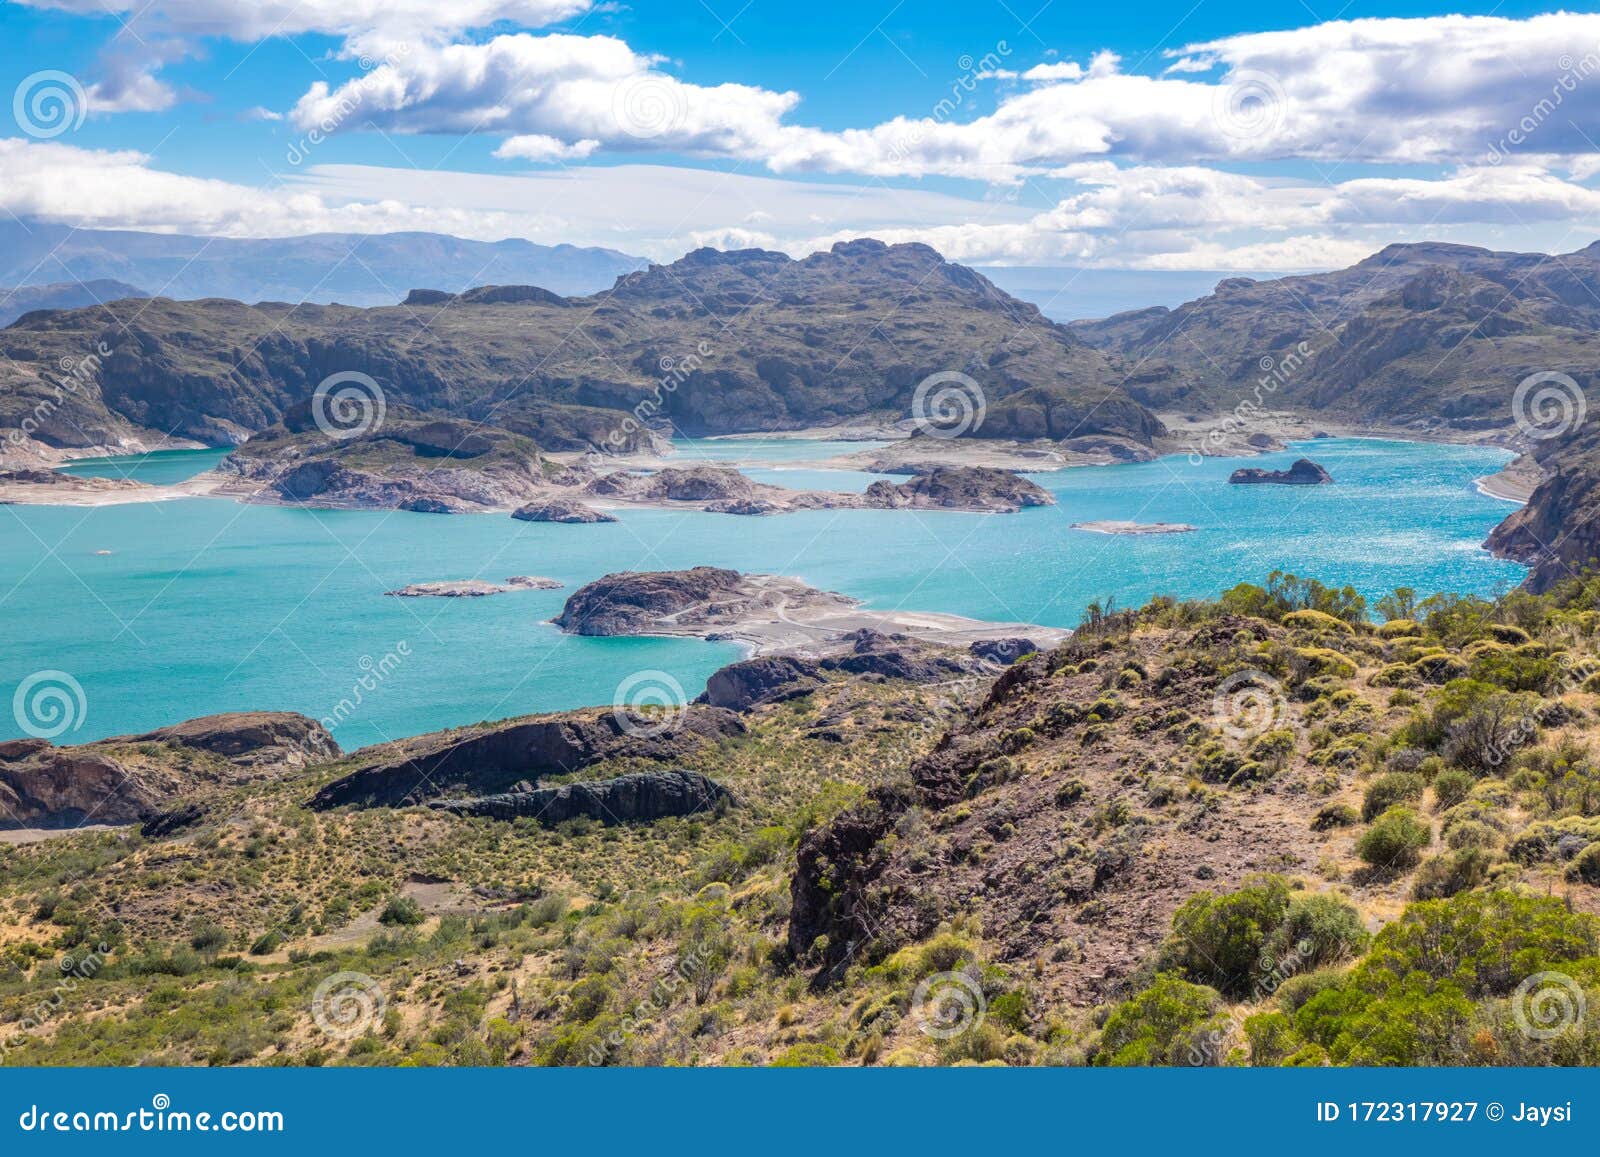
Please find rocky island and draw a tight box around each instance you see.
[384,577,562,598]
[1227,458,1333,485]
[551,567,1070,656]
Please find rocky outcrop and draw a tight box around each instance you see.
[511,498,617,523]
[862,466,1053,512]
[428,769,732,825]
[306,707,744,810]
[219,410,548,512]
[1485,447,1600,592]
[696,656,826,711]
[969,637,1040,665]
[114,711,340,770]
[1228,458,1333,485]
[0,740,175,829]
[0,711,336,829]
[554,567,787,636]
[819,629,983,682]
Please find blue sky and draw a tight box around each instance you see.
[3,1,1599,270]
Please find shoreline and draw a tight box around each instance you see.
[0,421,1531,513]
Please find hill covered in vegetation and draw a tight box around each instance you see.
[5,572,1600,1066]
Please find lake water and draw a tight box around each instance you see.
[0,437,1523,750]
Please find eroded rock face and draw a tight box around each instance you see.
[696,656,825,711]
[511,499,617,523]
[0,741,172,829]
[307,707,744,810]
[969,637,1040,665]
[428,769,732,825]
[117,712,340,769]
[1227,458,1333,485]
[0,711,341,829]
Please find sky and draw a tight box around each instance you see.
[3,0,1600,272]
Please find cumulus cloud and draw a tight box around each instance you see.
[266,13,1600,182]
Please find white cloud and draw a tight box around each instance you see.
[14,1,591,41]
[274,13,1600,180]
[5,138,1597,274]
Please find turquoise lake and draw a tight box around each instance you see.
[1,437,1524,750]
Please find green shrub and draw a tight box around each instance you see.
[1431,768,1474,811]
[379,896,425,926]
[1355,807,1431,871]
[1269,892,1369,969]
[1411,847,1494,899]
[1094,974,1230,1066]
[1362,772,1425,821]
[1161,875,1291,997]
[1567,843,1600,885]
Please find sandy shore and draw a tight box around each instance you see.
[0,473,227,507]
[1474,453,1542,504]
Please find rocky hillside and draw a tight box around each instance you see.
[0,279,148,328]
[1069,241,1600,431]
[0,240,1162,459]
[5,574,1600,1066]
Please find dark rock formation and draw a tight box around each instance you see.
[862,466,1053,512]
[428,769,732,825]
[511,498,617,523]
[140,802,208,839]
[307,707,744,810]
[1227,458,1333,485]
[553,567,750,636]
[696,656,825,711]
[819,629,983,682]
[970,637,1040,665]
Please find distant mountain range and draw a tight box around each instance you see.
[0,279,149,328]
[0,220,644,306]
